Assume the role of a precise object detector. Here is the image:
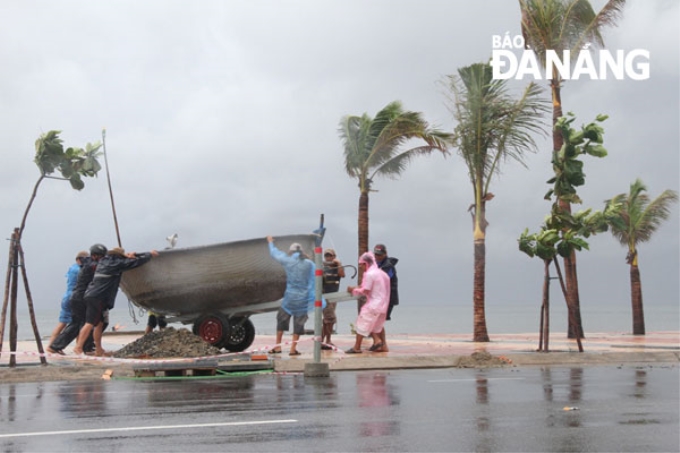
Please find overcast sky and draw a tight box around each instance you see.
[1,1,678,333]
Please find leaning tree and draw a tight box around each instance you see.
[1,131,102,366]
[338,101,449,309]
[604,179,678,335]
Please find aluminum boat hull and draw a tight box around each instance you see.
[119,234,319,320]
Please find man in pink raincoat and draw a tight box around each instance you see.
[345,252,390,353]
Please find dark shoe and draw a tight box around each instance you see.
[368,343,384,352]
[269,349,282,354]
[321,344,332,350]
[289,351,301,356]
[345,348,362,354]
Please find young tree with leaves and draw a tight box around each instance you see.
[519,0,627,338]
[20,130,103,237]
[1,131,102,366]
[519,113,610,350]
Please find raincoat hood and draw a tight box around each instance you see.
[359,251,377,270]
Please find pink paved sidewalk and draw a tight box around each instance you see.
[3,330,678,366]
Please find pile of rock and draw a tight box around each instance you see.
[457,351,511,368]
[113,327,222,359]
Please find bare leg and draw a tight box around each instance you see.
[74,322,94,354]
[290,333,300,354]
[48,322,66,348]
[328,322,335,345]
[271,330,283,353]
[322,323,333,344]
[94,322,105,356]
[378,328,388,352]
[351,334,364,351]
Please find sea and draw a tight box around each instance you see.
[5,299,679,342]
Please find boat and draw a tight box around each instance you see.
[119,233,320,352]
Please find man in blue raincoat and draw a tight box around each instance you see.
[266,235,315,356]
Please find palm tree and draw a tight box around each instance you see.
[447,62,549,342]
[604,179,678,335]
[338,100,449,301]
[519,0,627,338]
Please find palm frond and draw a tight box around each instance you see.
[605,178,679,248]
[573,0,627,51]
[520,0,628,67]
[370,145,447,180]
[447,62,549,193]
[635,189,679,244]
[339,114,370,178]
[338,101,450,191]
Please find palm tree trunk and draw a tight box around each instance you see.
[550,79,564,152]
[357,190,369,312]
[551,79,584,340]
[472,199,489,342]
[473,239,489,342]
[630,262,645,335]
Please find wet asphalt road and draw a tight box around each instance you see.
[0,365,677,452]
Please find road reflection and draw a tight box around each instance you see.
[57,381,108,415]
[356,372,400,438]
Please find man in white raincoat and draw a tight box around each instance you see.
[345,251,390,354]
[267,235,315,356]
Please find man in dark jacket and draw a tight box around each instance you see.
[48,243,107,355]
[73,246,158,355]
[373,243,399,353]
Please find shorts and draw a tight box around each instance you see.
[147,314,167,329]
[322,301,337,325]
[276,307,308,335]
[84,298,104,326]
[58,307,72,324]
[70,298,86,323]
[355,307,386,337]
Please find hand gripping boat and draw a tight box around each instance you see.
[119,234,320,352]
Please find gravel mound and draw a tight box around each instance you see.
[113,327,222,359]
[457,351,511,368]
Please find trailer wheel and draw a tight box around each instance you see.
[193,313,230,348]
[223,317,255,352]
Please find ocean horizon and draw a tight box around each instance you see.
[5,299,679,343]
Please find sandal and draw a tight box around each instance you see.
[368,343,384,352]
[321,344,332,350]
[269,349,282,354]
[289,351,301,356]
[345,348,362,354]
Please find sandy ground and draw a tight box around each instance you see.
[2,329,677,383]
[0,362,136,383]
